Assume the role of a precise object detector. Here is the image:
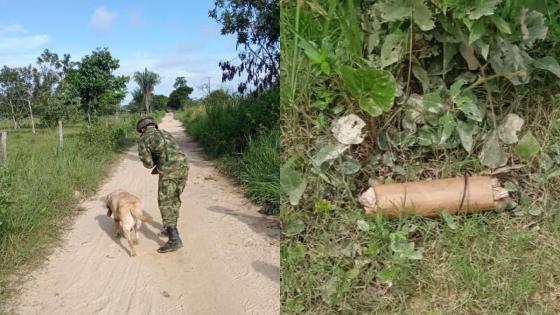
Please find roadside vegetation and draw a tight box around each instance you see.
[176,0,280,214]
[177,88,280,212]
[281,0,560,314]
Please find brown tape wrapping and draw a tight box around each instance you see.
[359,176,509,218]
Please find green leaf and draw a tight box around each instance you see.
[456,96,483,122]
[491,16,512,34]
[378,0,435,31]
[466,0,500,20]
[456,120,475,153]
[441,212,458,230]
[356,219,370,232]
[283,216,306,237]
[479,132,507,169]
[515,132,541,160]
[521,9,548,48]
[367,243,379,256]
[449,79,466,99]
[533,56,560,78]
[468,21,485,45]
[422,89,445,124]
[339,65,396,116]
[380,33,406,68]
[377,266,396,283]
[439,111,456,145]
[340,158,362,175]
[412,0,436,31]
[312,144,349,167]
[539,153,554,172]
[298,38,323,64]
[490,39,532,85]
[280,165,308,206]
[412,64,430,93]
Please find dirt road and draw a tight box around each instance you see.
[7,113,280,315]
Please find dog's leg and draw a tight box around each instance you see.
[113,219,121,238]
[133,220,141,244]
[123,228,136,257]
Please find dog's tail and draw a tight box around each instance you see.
[131,207,151,223]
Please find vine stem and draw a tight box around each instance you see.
[402,11,414,108]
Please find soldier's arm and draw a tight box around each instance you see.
[137,137,155,169]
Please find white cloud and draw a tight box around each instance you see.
[0,24,49,52]
[90,6,117,32]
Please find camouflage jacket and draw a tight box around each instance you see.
[137,126,189,177]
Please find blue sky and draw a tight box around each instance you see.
[0,0,242,102]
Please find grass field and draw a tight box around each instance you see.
[280,1,560,314]
[0,113,155,310]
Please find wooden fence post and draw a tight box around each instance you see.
[1,131,6,161]
[58,120,64,149]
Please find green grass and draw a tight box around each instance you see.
[0,113,141,310]
[177,89,280,212]
[280,1,560,314]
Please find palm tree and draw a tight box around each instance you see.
[133,68,160,114]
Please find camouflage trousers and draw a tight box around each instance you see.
[158,170,188,226]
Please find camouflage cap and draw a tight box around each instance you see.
[136,116,157,133]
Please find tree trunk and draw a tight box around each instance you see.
[8,100,18,129]
[27,100,35,135]
[87,101,92,127]
[144,89,150,114]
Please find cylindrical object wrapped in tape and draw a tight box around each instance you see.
[358,176,509,218]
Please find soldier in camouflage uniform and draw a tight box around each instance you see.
[136,117,189,253]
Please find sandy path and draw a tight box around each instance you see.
[7,113,280,315]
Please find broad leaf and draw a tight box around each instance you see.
[439,111,456,145]
[479,132,507,168]
[468,20,485,44]
[521,9,548,48]
[378,0,435,31]
[339,65,396,116]
[533,56,560,78]
[515,132,541,160]
[459,43,480,70]
[280,165,308,206]
[456,96,483,121]
[490,15,512,34]
[449,79,466,99]
[490,39,532,85]
[340,158,362,175]
[312,143,349,167]
[283,216,306,237]
[412,64,430,93]
[381,32,406,68]
[456,120,475,153]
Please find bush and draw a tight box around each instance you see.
[178,88,279,212]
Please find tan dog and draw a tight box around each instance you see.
[105,190,149,256]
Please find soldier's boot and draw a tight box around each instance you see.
[157,225,183,253]
[158,226,168,237]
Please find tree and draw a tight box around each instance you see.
[209,0,279,93]
[65,48,129,124]
[152,94,169,111]
[173,76,187,89]
[0,66,24,129]
[133,68,160,114]
[167,77,193,110]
